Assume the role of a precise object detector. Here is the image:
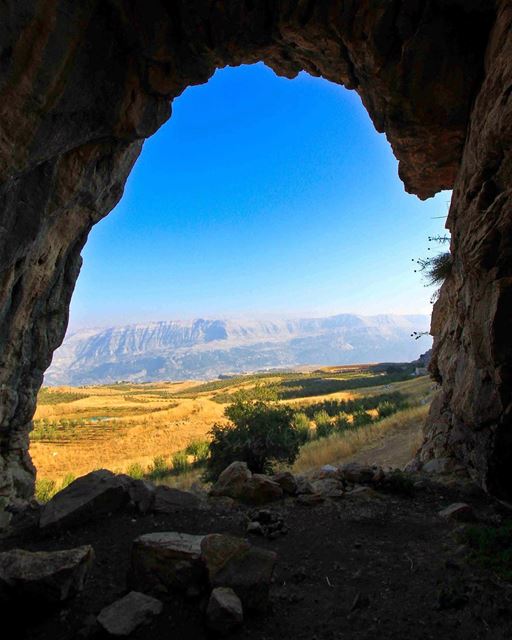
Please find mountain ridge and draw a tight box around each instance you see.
[45,314,431,386]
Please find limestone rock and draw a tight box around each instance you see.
[40,470,130,530]
[272,471,298,496]
[210,462,252,500]
[310,479,344,499]
[0,545,94,604]
[438,503,475,522]
[206,587,243,633]
[130,532,205,593]
[339,463,375,485]
[295,476,315,495]
[210,463,282,505]
[97,591,162,637]
[153,485,201,512]
[296,494,325,506]
[201,534,276,611]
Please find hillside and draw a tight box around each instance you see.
[45,314,431,385]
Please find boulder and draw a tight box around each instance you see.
[128,480,156,514]
[210,462,283,505]
[0,545,94,604]
[310,478,344,499]
[201,534,276,611]
[311,465,341,480]
[40,470,130,530]
[296,493,324,506]
[423,458,460,475]
[209,462,252,500]
[97,591,162,636]
[272,471,298,495]
[438,503,475,522]
[153,485,201,512]
[339,463,375,484]
[206,587,243,633]
[130,532,205,593]
[345,486,381,500]
[295,476,314,495]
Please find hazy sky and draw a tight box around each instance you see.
[69,62,449,329]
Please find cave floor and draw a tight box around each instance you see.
[2,481,511,640]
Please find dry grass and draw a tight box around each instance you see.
[292,404,429,474]
[31,375,433,485]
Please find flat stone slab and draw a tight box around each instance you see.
[438,502,475,522]
[97,591,162,636]
[0,545,94,604]
[40,470,130,530]
[130,532,205,593]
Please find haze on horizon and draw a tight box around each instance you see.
[68,62,449,332]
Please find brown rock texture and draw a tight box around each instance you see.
[421,1,512,498]
[0,0,507,503]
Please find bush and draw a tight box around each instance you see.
[203,399,300,481]
[378,401,397,419]
[334,412,351,431]
[293,412,312,444]
[126,462,145,479]
[172,452,190,474]
[148,455,170,480]
[314,410,334,438]
[60,473,76,490]
[185,440,210,464]
[352,410,373,427]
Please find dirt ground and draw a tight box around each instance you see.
[2,480,511,640]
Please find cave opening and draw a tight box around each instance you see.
[29,63,448,489]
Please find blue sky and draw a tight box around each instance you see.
[69,62,449,329]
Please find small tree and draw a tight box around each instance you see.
[314,410,334,438]
[203,399,300,481]
[292,412,312,444]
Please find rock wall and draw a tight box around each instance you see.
[0,0,505,503]
[421,1,512,498]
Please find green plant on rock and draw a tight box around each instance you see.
[126,462,145,480]
[171,451,190,474]
[148,455,170,480]
[35,479,57,503]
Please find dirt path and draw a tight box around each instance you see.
[341,421,423,469]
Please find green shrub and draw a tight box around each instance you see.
[334,412,351,431]
[314,410,334,438]
[126,462,145,480]
[185,440,210,464]
[352,410,374,427]
[203,399,300,481]
[293,412,312,444]
[172,452,190,474]
[35,479,56,503]
[148,455,170,480]
[378,401,397,419]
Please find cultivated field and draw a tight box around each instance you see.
[31,365,435,490]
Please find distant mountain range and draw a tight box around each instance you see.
[45,314,431,386]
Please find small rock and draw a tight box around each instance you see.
[0,545,94,604]
[201,534,276,611]
[423,457,456,475]
[247,522,264,536]
[339,463,374,484]
[97,591,162,636]
[129,532,205,593]
[295,477,315,495]
[438,503,475,522]
[153,486,201,512]
[310,478,344,499]
[272,471,298,495]
[206,587,243,633]
[345,486,380,500]
[40,470,130,530]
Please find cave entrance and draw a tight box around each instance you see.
[29,63,447,494]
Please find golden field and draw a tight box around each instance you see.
[31,368,434,485]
